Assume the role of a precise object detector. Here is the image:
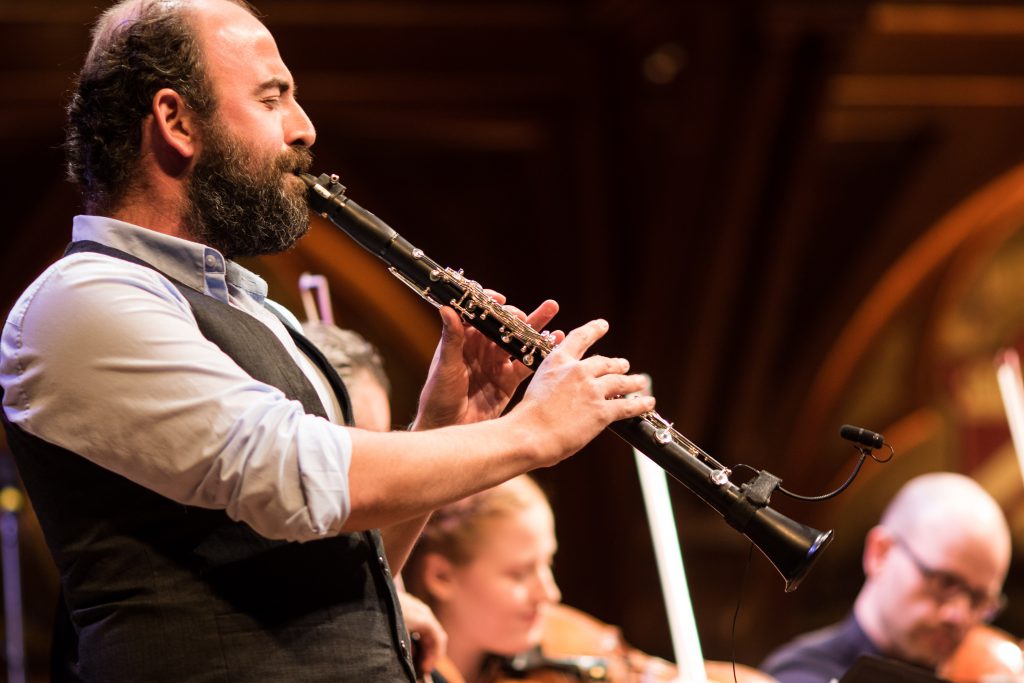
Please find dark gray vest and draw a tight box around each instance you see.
[2,241,416,682]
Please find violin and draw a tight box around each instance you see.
[526,603,777,683]
[494,603,677,682]
[428,603,776,683]
[940,624,1024,683]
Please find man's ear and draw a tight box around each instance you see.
[150,87,198,160]
[421,553,458,603]
[863,525,894,578]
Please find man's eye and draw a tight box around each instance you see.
[931,572,962,594]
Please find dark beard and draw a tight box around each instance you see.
[184,123,313,259]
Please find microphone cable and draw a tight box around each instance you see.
[730,424,894,503]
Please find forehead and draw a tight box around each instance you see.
[909,526,1007,591]
[189,0,290,92]
[349,376,391,433]
[471,504,557,561]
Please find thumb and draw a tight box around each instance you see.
[435,306,466,364]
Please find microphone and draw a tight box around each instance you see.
[839,424,884,450]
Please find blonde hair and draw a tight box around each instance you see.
[403,476,550,602]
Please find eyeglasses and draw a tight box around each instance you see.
[891,535,1007,621]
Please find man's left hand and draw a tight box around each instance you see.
[412,293,559,430]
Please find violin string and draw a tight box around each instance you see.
[730,543,755,683]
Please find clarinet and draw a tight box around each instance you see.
[300,172,832,591]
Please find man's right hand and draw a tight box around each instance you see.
[508,318,654,466]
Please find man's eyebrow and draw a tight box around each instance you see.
[255,77,295,96]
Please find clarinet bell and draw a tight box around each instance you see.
[744,505,833,592]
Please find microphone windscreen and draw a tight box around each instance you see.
[839,424,884,449]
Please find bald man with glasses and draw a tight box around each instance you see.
[760,472,1012,683]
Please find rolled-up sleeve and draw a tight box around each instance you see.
[0,253,352,542]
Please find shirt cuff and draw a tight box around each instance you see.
[294,419,352,538]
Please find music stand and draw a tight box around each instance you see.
[838,655,944,683]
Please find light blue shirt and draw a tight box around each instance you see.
[0,215,352,542]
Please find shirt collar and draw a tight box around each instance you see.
[71,215,269,305]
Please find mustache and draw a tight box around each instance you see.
[279,145,313,176]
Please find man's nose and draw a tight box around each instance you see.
[285,102,316,148]
[939,591,979,626]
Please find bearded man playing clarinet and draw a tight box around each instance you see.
[0,1,655,680]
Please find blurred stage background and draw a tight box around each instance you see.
[5,0,1024,679]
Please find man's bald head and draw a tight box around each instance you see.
[880,472,1011,570]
